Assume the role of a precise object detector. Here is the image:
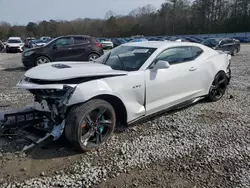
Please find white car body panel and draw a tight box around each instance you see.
[24,62,127,80]
[17,41,231,123]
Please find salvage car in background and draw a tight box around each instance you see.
[27,39,48,48]
[6,37,24,53]
[1,41,231,152]
[22,35,104,67]
[201,38,240,56]
[98,38,114,49]
[24,37,36,48]
[111,38,127,48]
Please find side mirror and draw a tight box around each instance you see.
[152,60,170,70]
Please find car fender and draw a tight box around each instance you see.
[203,53,230,92]
[67,73,146,122]
[68,79,118,105]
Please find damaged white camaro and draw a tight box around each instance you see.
[0,41,231,152]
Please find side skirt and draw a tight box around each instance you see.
[127,96,206,125]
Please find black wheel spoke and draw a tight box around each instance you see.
[96,107,107,119]
[211,89,217,97]
[99,120,113,128]
[81,129,95,145]
[214,76,220,85]
[85,114,93,125]
[218,87,224,95]
[95,132,102,144]
[218,79,226,85]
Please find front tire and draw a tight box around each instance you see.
[35,56,51,66]
[207,72,228,102]
[65,99,116,152]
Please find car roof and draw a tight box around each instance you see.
[122,41,204,49]
[8,37,21,40]
[62,35,91,38]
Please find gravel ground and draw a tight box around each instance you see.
[0,46,250,188]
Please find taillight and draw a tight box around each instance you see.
[96,43,102,48]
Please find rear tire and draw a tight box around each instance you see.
[88,53,100,61]
[207,72,228,102]
[231,48,238,56]
[64,99,116,152]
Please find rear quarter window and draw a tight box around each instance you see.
[191,46,203,58]
[74,37,89,44]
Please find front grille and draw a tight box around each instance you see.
[9,46,19,49]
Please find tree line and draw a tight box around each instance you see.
[0,0,249,40]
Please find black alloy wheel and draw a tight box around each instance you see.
[65,99,116,152]
[207,72,228,102]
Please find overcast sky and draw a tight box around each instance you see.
[0,0,164,25]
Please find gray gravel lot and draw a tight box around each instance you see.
[0,46,250,188]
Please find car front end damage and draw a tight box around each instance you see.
[0,77,77,151]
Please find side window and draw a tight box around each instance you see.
[74,37,89,45]
[191,46,203,58]
[228,39,234,44]
[220,39,229,45]
[156,47,193,64]
[55,37,73,47]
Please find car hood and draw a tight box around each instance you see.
[24,46,45,52]
[24,61,128,81]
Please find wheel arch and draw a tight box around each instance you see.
[67,94,128,126]
[35,55,52,63]
[87,52,101,59]
[92,94,127,125]
[207,70,227,93]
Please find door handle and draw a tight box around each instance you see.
[189,67,197,71]
[68,48,72,50]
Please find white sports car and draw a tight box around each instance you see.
[12,41,232,152]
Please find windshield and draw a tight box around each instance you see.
[119,39,127,43]
[7,39,22,43]
[43,37,58,47]
[201,38,220,47]
[95,45,156,71]
[35,40,45,43]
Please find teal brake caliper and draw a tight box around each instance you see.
[99,115,105,133]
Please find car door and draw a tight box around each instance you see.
[50,37,75,61]
[218,39,232,52]
[145,46,205,115]
[70,37,90,61]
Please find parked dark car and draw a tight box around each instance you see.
[111,38,127,47]
[201,38,240,56]
[24,37,36,48]
[22,35,104,68]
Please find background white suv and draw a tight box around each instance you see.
[6,37,24,53]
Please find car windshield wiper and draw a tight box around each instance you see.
[103,52,111,64]
[116,54,126,71]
